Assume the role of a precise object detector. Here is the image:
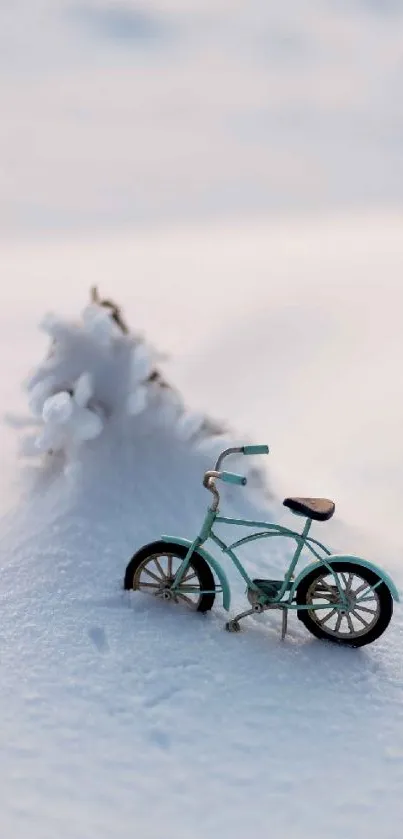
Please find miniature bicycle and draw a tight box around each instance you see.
[124,445,399,647]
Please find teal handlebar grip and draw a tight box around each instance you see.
[220,471,247,486]
[242,445,269,455]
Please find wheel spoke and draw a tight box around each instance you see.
[317,579,337,594]
[352,609,371,627]
[355,593,377,604]
[176,592,197,607]
[346,612,355,634]
[353,581,371,598]
[332,573,348,600]
[153,556,166,579]
[312,589,335,601]
[335,613,343,633]
[317,608,337,626]
[137,582,161,589]
[340,572,348,589]
[354,605,377,616]
[167,554,173,577]
[143,567,162,582]
[182,571,198,583]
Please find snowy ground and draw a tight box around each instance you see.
[1,217,403,839]
[2,1,403,837]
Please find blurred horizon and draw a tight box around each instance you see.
[2,1,403,555]
[1,0,403,237]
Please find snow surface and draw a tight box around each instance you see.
[1,218,403,839]
[1,1,403,836]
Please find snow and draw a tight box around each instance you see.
[1,1,403,837]
[1,219,403,839]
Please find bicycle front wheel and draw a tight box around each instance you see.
[124,540,216,613]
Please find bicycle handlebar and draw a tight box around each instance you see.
[242,444,269,455]
[214,444,269,471]
[202,468,247,510]
[220,471,247,486]
[203,469,247,487]
[206,444,269,510]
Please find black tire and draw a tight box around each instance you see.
[296,561,393,648]
[124,540,216,613]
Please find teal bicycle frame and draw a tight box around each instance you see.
[167,509,345,608]
[162,445,399,634]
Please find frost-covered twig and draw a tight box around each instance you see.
[11,287,270,496]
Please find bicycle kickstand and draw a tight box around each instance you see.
[281,606,288,641]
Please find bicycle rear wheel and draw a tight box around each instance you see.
[296,562,393,647]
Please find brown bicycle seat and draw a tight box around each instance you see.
[283,497,335,522]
